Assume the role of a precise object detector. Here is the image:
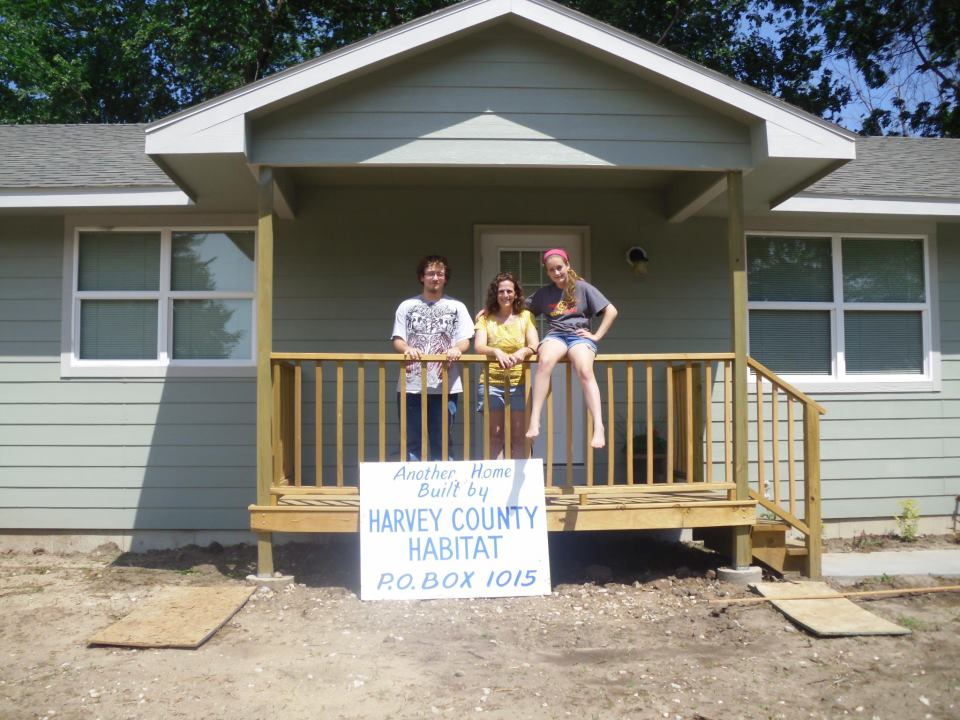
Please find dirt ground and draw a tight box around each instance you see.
[1,533,958,720]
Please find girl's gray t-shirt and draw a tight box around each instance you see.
[527,280,610,334]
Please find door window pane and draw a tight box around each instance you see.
[171,231,255,292]
[845,311,922,374]
[78,232,160,291]
[172,300,252,360]
[749,310,831,374]
[842,238,924,302]
[80,300,158,359]
[747,236,833,302]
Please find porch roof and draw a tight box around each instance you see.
[0,124,190,209]
[773,137,960,218]
[142,0,857,221]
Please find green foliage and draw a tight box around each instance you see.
[814,0,960,137]
[894,498,921,542]
[1,0,953,137]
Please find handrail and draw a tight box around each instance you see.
[748,356,826,415]
[267,349,823,576]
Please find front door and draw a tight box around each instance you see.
[476,226,589,464]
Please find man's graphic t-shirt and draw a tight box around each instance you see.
[391,295,474,394]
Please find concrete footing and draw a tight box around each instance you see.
[245,573,295,589]
[717,566,763,585]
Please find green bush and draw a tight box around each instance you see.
[894,499,920,542]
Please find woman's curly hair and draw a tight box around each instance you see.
[484,272,525,316]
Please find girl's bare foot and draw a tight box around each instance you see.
[590,428,606,449]
[525,422,540,440]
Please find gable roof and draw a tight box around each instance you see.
[145,0,855,160]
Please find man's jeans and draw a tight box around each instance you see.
[398,392,460,461]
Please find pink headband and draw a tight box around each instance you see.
[542,248,569,264]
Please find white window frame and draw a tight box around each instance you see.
[62,225,257,378]
[746,231,939,393]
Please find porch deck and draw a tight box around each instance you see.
[249,351,823,576]
[251,484,755,534]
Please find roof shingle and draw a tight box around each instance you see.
[805,137,960,201]
[0,124,174,189]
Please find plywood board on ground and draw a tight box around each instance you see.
[752,581,911,637]
[88,586,254,649]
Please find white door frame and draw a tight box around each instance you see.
[474,225,591,464]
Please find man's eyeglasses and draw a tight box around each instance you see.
[423,271,446,278]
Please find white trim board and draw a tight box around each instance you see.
[773,195,960,216]
[0,187,192,208]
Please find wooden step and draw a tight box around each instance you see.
[752,521,808,575]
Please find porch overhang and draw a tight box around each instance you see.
[144,0,856,221]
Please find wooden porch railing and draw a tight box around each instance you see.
[265,352,824,574]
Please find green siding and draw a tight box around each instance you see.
[2,196,959,532]
[0,217,255,530]
[250,25,751,169]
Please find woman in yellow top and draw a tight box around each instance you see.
[474,272,539,459]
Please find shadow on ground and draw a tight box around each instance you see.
[110,530,729,593]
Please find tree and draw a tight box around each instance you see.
[814,0,959,137]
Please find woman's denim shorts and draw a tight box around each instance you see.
[476,383,526,412]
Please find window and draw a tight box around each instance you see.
[68,227,256,374]
[747,233,932,387]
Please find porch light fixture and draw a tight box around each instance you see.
[626,246,649,276]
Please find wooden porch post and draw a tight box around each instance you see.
[727,170,752,569]
[256,166,276,577]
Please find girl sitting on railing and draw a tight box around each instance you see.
[525,248,618,449]
[474,272,539,459]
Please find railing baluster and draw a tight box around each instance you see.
[586,402,594,487]
[546,380,554,487]
[357,362,365,466]
[504,375,511,460]
[462,364,470,461]
[565,363,573,489]
[756,374,765,498]
[294,361,302,486]
[607,363,614,485]
[665,364,674,483]
[483,366,490,460]
[420,362,428,461]
[626,363,634,485]
[523,364,532,460]
[441,364,449,461]
[378,362,385,462]
[705,362,713,484]
[772,384,780,504]
[788,395,796,517]
[646,362,654,485]
[336,361,344,487]
[272,361,281,485]
[399,362,407,461]
[685,362,694,483]
[724,360,732,493]
[315,362,323,486]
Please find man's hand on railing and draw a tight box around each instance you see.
[403,347,423,361]
[445,346,462,364]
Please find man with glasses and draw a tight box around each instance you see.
[392,255,473,461]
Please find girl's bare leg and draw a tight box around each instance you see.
[525,340,566,440]
[568,343,605,449]
[488,409,505,459]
